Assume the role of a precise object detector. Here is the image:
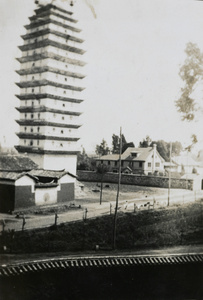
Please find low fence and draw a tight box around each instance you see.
[77,171,193,190]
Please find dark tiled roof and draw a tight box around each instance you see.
[0,254,202,277]
[0,171,26,181]
[29,169,76,179]
[0,155,38,171]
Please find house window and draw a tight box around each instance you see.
[148,162,151,167]
[108,161,110,165]
[139,162,142,168]
[101,160,103,164]
[115,161,117,166]
[121,161,124,167]
[155,162,160,167]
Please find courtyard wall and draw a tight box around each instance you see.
[77,171,193,190]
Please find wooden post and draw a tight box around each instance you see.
[113,127,122,250]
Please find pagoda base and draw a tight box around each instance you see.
[25,152,78,175]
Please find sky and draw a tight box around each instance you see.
[0,0,203,154]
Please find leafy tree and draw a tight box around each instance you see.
[151,140,182,161]
[176,42,203,121]
[112,134,127,154]
[139,136,152,148]
[96,163,109,205]
[77,147,90,170]
[122,142,135,153]
[95,139,110,157]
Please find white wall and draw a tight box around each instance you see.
[35,186,57,205]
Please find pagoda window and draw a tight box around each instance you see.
[32,88,34,93]
[60,143,63,147]
[32,101,34,106]
[30,140,33,146]
[37,140,39,146]
[30,128,33,132]
[65,78,67,81]
[63,103,65,107]
[62,116,64,120]
[24,140,26,145]
[25,113,27,119]
[35,39,37,43]
[53,113,56,118]
[32,62,35,67]
[38,113,40,119]
[32,76,35,80]
[61,130,64,134]
[24,127,27,132]
[37,127,40,132]
[63,90,66,94]
[31,114,34,119]
[53,128,55,131]
[65,65,68,68]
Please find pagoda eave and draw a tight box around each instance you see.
[16,133,79,141]
[16,52,86,66]
[15,145,80,155]
[25,18,81,33]
[16,80,85,91]
[34,4,73,16]
[21,30,84,44]
[16,120,82,129]
[16,66,85,79]
[16,93,84,103]
[29,11,78,25]
[18,40,85,54]
[16,106,81,116]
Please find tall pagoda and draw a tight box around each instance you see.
[15,1,85,175]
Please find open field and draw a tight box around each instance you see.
[0,200,202,254]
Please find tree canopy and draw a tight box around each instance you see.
[112,134,127,154]
[176,42,203,121]
[95,139,110,157]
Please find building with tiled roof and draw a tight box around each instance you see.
[96,144,165,175]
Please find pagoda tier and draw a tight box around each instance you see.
[15,3,85,173]
[16,51,86,66]
[15,146,79,155]
[16,106,81,116]
[16,133,79,141]
[15,93,83,103]
[21,29,83,44]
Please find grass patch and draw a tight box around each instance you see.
[0,202,203,254]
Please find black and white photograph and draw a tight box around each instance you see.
[0,0,203,299]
